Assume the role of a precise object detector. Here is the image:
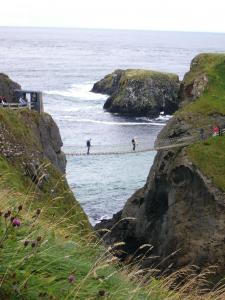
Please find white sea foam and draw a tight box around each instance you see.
[155,115,172,121]
[45,83,108,101]
[73,119,166,126]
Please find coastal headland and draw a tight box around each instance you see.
[0,53,224,299]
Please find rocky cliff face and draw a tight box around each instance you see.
[92,69,180,118]
[95,54,225,277]
[0,73,21,102]
[0,110,66,175]
[0,73,66,174]
[179,54,211,106]
[96,147,225,272]
[21,112,67,174]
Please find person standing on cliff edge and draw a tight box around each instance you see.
[86,139,91,155]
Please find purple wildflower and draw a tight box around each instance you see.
[68,275,76,284]
[12,218,21,227]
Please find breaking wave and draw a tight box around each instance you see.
[45,83,108,101]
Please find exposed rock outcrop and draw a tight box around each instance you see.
[0,110,66,174]
[0,72,66,174]
[96,147,225,272]
[21,112,66,174]
[95,54,225,277]
[0,73,21,102]
[38,113,66,174]
[92,69,180,118]
[179,55,210,106]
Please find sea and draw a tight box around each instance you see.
[0,27,225,224]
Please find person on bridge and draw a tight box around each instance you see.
[86,139,91,155]
[132,138,136,151]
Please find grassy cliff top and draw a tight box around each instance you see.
[188,135,225,192]
[120,69,179,81]
[179,53,225,117]
[178,53,225,191]
[183,53,225,86]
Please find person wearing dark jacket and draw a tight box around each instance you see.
[86,139,91,155]
[132,138,136,151]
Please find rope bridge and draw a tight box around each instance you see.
[64,135,199,157]
[64,126,224,157]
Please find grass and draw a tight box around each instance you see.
[0,108,41,151]
[0,156,183,300]
[179,53,225,117]
[176,53,225,191]
[121,69,179,81]
[187,135,225,192]
[0,109,168,299]
[0,159,224,299]
[0,92,225,298]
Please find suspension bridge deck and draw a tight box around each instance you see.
[64,136,198,156]
[64,126,223,157]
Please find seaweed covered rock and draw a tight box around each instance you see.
[92,69,180,117]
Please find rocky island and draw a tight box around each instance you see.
[92,69,181,117]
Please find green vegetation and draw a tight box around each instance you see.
[0,109,176,299]
[188,135,225,192]
[0,108,40,149]
[121,69,178,82]
[179,53,225,118]
[175,53,225,191]
[1,157,223,299]
[0,158,148,299]
[0,72,224,298]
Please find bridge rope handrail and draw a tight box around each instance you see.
[64,126,224,156]
[64,136,198,156]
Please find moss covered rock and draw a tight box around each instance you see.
[92,69,180,117]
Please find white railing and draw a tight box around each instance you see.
[0,102,35,110]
